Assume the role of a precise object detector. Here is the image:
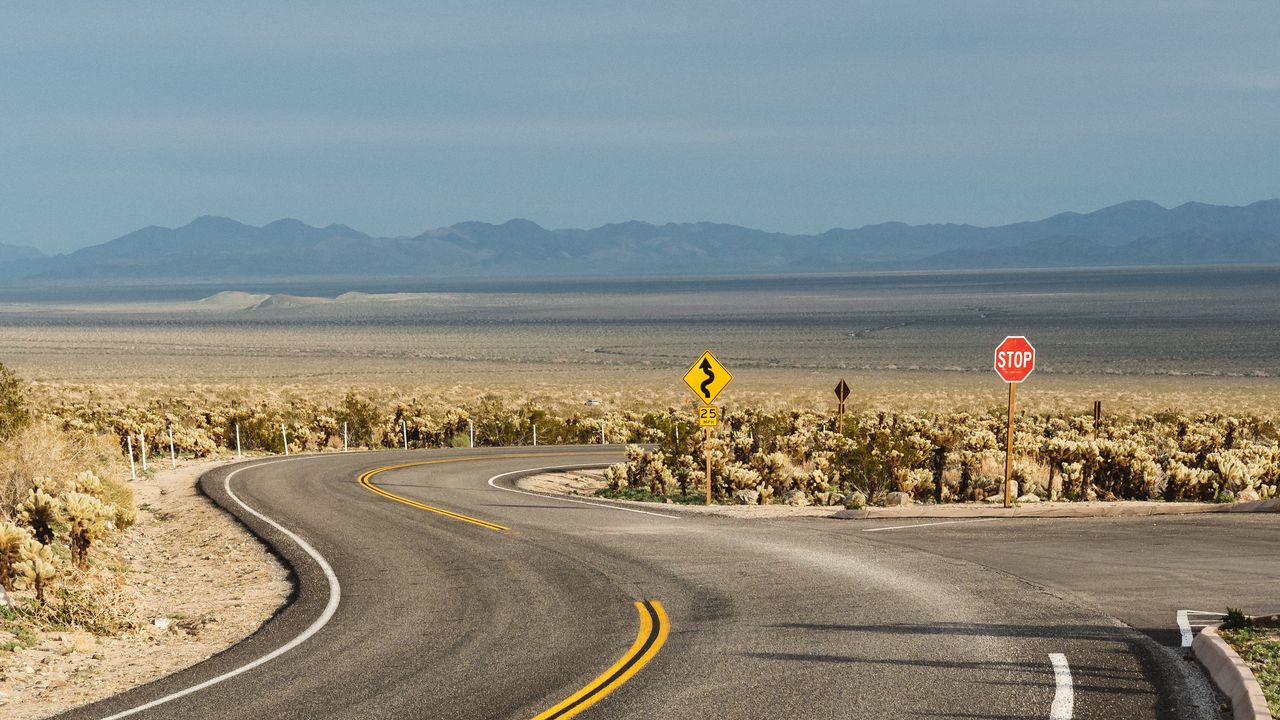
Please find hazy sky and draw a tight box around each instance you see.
[4,2,1279,253]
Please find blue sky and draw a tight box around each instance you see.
[3,1,1279,253]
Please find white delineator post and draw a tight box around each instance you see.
[126,435,137,480]
[402,420,409,450]
[469,421,474,448]
[139,430,148,472]
[168,427,176,469]
[533,425,538,447]
[281,424,289,456]
[235,422,242,460]
[343,422,349,452]
[600,420,606,445]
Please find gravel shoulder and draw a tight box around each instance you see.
[0,459,290,720]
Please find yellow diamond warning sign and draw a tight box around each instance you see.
[683,350,732,404]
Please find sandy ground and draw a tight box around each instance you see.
[0,459,291,720]
[517,470,838,519]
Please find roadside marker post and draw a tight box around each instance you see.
[533,425,538,447]
[168,427,176,469]
[469,421,474,448]
[600,420,606,445]
[235,422,242,460]
[126,435,137,480]
[683,350,732,505]
[139,430,148,472]
[343,422,348,452]
[994,336,1036,509]
[402,420,409,450]
[281,424,290,456]
[1093,400,1102,436]
[834,378,851,433]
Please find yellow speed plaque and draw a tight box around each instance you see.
[697,405,719,427]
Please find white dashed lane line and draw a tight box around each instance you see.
[1049,653,1073,720]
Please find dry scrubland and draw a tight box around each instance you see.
[0,266,1278,710]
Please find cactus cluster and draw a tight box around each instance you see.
[606,408,1280,505]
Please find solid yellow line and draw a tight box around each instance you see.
[530,600,668,720]
[357,452,618,533]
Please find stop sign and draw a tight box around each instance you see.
[994,336,1036,383]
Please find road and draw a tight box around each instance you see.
[53,446,1278,720]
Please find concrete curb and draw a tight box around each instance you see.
[1192,624,1272,720]
[831,498,1280,520]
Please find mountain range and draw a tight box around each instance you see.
[2,199,1278,283]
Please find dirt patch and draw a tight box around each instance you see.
[515,470,838,519]
[0,459,290,719]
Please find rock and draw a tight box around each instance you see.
[883,491,912,507]
[846,491,867,509]
[153,617,172,631]
[733,489,760,505]
[58,632,96,655]
[1016,493,1041,503]
[1238,489,1261,502]
[985,494,1003,503]
[829,492,846,506]
[782,489,809,506]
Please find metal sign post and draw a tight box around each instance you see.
[994,336,1036,509]
[834,378,850,433]
[684,350,732,506]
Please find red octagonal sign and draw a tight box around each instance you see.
[994,336,1036,383]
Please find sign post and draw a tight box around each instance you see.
[834,378,850,433]
[683,350,732,505]
[993,336,1036,509]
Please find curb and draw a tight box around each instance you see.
[831,498,1280,520]
[1192,624,1272,720]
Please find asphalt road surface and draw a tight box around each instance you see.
[53,446,1278,720]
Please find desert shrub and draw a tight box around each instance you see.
[1222,607,1253,631]
[18,488,60,545]
[13,539,56,605]
[63,491,115,569]
[0,422,128,519]
[0,363,29,442]
[0,521,32,591]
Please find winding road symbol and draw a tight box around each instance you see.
[699,358,715,400]
[683,350,732,404]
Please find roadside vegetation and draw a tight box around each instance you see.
[1220,612,1280,716]
[603,408,1280,506]
[0,363,135,652]
[20,377,1280,508]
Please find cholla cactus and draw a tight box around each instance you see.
[0,521,33,591]
[18,488,60,544]
[73,470,104,496]
[13,538,56,605]
[63,491,115,568]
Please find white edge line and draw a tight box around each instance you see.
[100,457,341,719]
[862,518,999,533]
[1172,604,1192,645]
[1049,653,1073,720]
[487,464,682,519]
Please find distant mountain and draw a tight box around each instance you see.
[0,243,45,263]
[6,200,1280,284]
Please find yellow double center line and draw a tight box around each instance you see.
[532,600,669,720]
[356,452,669,719]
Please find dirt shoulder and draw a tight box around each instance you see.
[0,459,291,720]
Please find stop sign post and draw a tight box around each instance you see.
[994,336,1036,508]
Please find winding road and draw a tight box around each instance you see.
[51,446,1279,719]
